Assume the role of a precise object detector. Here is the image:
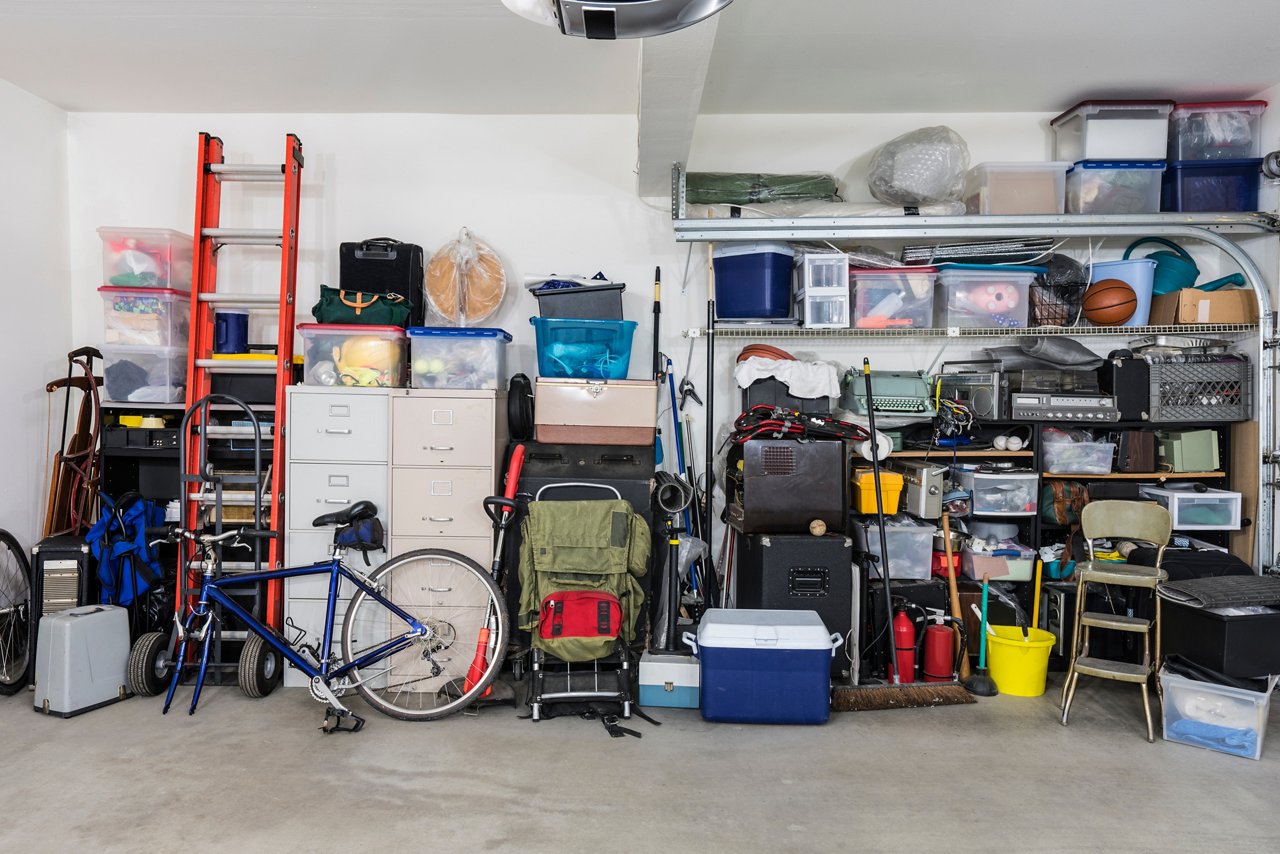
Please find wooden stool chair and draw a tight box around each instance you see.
[1060,500,1171,742]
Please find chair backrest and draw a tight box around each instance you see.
[1080,500,1172,561]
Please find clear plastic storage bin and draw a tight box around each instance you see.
[530,317,636,380]
[961,548,1035,582]
[1161,668,1276,760]
[1161,159,1262,212]
[407,327,510,390]
[964,162,1071,215]
[1170,101,1268,161]
[936,264,1040,329]
[953,468,1039,516]
[1139,485,1242,531]
[1042,440,1115,475]
[1066,161,1165,214]
[98,286,190,347]
[850,267,936,329]
[793,252,849,329]
[101,345,186,403]
[1050,100,1175,162]
[856,515,936,580]
[297,323,406,388]
[97,227,193,290]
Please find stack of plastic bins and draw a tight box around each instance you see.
[1163,101,1267,212]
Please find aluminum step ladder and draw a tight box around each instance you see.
[182,133,303,633]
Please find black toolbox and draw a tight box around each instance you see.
[736,532,855,677]
[1161,600,1280,678]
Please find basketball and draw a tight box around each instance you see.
[1082,278,1137,326]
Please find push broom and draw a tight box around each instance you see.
[832,359,973,711]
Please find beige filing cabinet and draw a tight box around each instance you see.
[281,385,505,687]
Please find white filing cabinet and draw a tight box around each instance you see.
[281,386,504,687]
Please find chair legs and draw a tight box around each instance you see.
[1141,678,1154,744]
[1060,670,1080,725]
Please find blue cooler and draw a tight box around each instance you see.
[685,608,841,725]
[712,242,795,319]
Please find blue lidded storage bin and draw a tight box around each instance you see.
[407,326,511,390]
[530,317,636,380]
[686,608,841,725]
[712,242,796,319]
[1161,158,1262,212]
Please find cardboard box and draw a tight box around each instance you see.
[1148,288,1258,324]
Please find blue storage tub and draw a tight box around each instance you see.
[407,326,511,390]
[712,242,796,319]
[1161,158,1262,212]
[529,317,636,380]
[686,608,841,725]
[1089,258,1157,327]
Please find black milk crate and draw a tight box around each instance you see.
[1148,358,1251,423]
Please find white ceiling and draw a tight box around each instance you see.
[1,0,1279,115]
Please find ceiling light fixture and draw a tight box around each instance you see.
[501,0,734,39]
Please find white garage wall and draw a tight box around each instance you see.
[0,80,70,550]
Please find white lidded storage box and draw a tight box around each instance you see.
[534,378,659,445]
[1050,100,1175,162]
[1139,485,1242,531]
[1160,668,1277,760]
[936,264,1039,329]
[962,547,1035,582]
[298,323,406,388]
[101,345,187,403]
[407,326,510,390]
[792,252,850,329]
[964,162,1071,215]
[686,609,840,725]
[33,604,131,717]
[854,514,936,580]
[953,468,1039,516]
[99,286,191,347]
[97,226,194,290]
[1066,160,1165,214]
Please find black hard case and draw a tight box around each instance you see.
[736,532,854,677]
[339,238,426,327]
[1162,600,1280,678]
[29,536,94,684]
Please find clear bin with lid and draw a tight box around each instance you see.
[936,264,1040,329]
[1066,161,1165,214]
[297,323,406,387]
[97,227,194,290]
[102,345,187,403]
[1050,100,1175,162]
[1170,101,1267,161]
[850,266,936,329]
[408,327,511,390]
[98,286,190,347]
[1138,484,1242,531]
[964,162,1071,215]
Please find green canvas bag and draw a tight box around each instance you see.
[311,284,412,327]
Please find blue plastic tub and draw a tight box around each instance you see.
[529,317,636,380]
[1161,158,1262,212]
[712,242,795,319]
[407,326,511,389]
[688,609,840,725]
[1089,258,1157,327]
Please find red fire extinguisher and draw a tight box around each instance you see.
[890,607,917,684]
[920,609,968,683]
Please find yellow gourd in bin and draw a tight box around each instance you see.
[333,336,400,387]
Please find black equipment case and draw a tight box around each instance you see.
[339,238,426,327]
[29,535,94,683]
[736,532,855,677]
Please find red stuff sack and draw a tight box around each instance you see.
[538,590,623,650]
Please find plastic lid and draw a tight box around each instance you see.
[969,161,1072,173]
[712,241,796,259]
[1068,160,1166,173]
[1173,100,1267,113]
[98,286,190,298]
[407,326,512,342]
[938,263,1048,274]
[1166,157,1264,169]
[101,344,187,355]
[850,265,938,275]
[296,323,406,336]
[695,608,835,650]
[1049,99,1175,126]
[96,226,193,242]
[531,280,626,295]
[530,317,638,330]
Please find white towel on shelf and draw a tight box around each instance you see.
[733,357,841,400]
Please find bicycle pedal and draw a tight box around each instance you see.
[320,708,366,734]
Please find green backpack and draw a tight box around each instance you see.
[311,284,411,327]
[517,499,650,663]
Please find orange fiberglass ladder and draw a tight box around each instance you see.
[182,133,303,631]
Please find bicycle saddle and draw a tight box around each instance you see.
[312,500,378,528]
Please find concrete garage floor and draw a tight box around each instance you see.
[4,675,1280,853]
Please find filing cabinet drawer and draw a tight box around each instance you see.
[392,395,495,467]
[288,389,389,463]
[283,531,362,601]
[391,467,494,538]
[389,536,493,569]
[287,462,388,532]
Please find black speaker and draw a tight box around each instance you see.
[1099,356,1151,421]
[736,533,854,677]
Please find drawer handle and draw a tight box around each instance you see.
[425,445,454,451]
[324,498,351,505]
[323,428,352,435]
[425,516,454,523]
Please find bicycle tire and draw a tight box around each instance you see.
[340,548,507,721]
[0,528,31,695]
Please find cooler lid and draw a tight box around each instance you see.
[696,608,834,650]
[1049,99,1175,127]
[98,285,190,298]
[712,242,796,260]
[406,326,511,341]
[1068,160,1166,173]
[296,323,406,337]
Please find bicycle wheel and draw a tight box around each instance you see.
[341,548,507,721]
[0,529,32,695]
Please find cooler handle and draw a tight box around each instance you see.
[681,631,698,655]
[829,632,844,658]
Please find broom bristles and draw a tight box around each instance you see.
[831,681,975,712]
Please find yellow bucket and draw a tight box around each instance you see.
[985,626,1056,697]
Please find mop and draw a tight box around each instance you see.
[832,359,974,711]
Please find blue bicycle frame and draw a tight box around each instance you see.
[164,551,428,716]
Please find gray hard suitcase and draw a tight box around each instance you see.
[32,604,131,717]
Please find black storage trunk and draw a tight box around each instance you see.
[741,377,830,414]
[339,238,426,326]
[736,532,855,677]
[504,441,656,644]
[730,439,845,534]
[1161,600,1280,677]
[531,282,625,320]
[29,536,94,684]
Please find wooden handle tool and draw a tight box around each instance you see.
[942,511,971,680]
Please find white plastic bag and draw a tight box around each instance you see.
[867,126,970,205]
[424,227,507,327]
